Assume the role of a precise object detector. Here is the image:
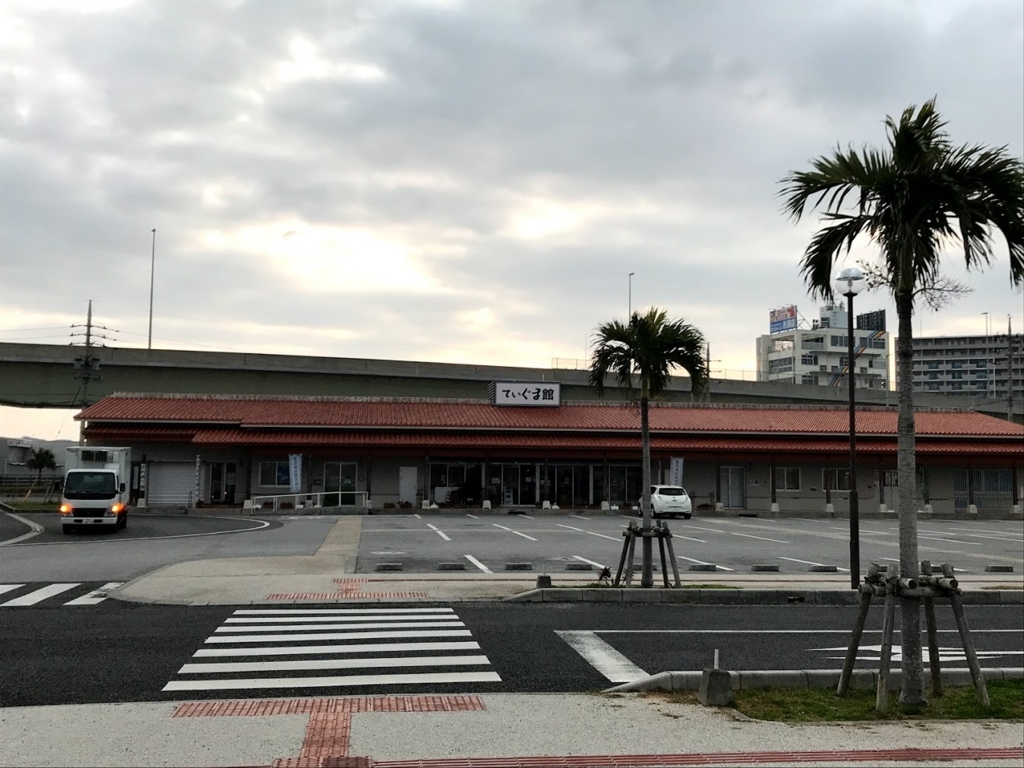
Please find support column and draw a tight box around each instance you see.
[770,454,778,512]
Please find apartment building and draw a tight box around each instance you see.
[756,303,890,389]
[910,333,1024,398]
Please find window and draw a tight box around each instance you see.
[928,372,938,380]
[952,372,963,380]
[768,357,794,373]
[927,382,940,391]
[822,468,852,491]
[774,467,800,491]
[801,353,817,365]
[952,383,964,391]
[974,360,987,368]
[952,361,963,369]
[259,461,290,487]
[831,335,848,348]
[871,339,886,349]
[927,362,939,370]
[801,373,818,385]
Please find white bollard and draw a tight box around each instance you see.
[482,500,492,510]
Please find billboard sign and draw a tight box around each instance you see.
[769,305,798,334]
[288,454,302,493]
[489,382,561,406]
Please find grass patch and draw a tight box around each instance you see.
[665,680,1023,722]
[3,501,58,511]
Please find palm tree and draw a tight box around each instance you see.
[25,447,57,496]
[589,307,709,587]
[780,98,1024,705]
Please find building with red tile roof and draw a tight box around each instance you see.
[77,393,1023,516]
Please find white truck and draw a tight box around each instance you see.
[59,447,131,534]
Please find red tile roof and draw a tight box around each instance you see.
[81,426,1021,456]
[77,394,1024,438]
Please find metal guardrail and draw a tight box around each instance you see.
[249,491,370,513]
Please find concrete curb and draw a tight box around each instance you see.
[606,667,1024,693]
[505,588,1024,605]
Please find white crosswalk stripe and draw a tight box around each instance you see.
[0,582,122,607]
[162,607,501,693]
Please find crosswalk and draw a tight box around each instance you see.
[0,582,123,607]
[161,607,502,693]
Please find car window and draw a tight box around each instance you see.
[656,486,686,496]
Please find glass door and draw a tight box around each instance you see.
[324,461,357,505]
[720,466,746,508]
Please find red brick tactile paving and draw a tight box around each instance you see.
[173,696,485,718]
[369,747,1024,767]
[265,591,430,600]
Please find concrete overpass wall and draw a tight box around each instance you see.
[1,342,1020,421]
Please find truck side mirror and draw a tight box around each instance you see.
[120,483,126,493]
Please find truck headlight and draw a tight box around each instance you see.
[60,504,72,515]
[110,503,124,514]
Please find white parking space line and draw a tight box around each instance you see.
[919,535,979,545]
[492,523,538,541]
[413,513,421,519]
[729,531,790,544]
[426,524,451,541]
[779,557,849,572]
[947,527,1024,539]
[585,531,620,542]
[573,555,606,569]
[465,514,478,519]
[570,515,589,521]
[833,526,890,535]
[557,524,583,531]
[556,630,647,683]
[1,583,80,607]
[677,556,734,572]
[673,535,707,543]
[686,524,727,533]
[515,514,534,519]
[465,555,492,573]
[64,582,122,605]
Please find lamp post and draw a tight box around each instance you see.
[835,266,865,589]
[148,228,156,350]
[628,272,635,317]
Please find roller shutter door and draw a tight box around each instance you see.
[147,462,196,506]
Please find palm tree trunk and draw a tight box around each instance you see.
[896,288,925,705]
[640,380,654,588]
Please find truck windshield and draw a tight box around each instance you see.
[64,471,117,500]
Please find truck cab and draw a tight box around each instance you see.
[60,447,131,533]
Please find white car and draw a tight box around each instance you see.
[635,485,693,519]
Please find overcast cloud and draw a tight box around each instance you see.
[1,0,1022,440]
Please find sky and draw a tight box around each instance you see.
[1,0,1023,442]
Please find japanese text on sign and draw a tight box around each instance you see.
[490,381,561,407]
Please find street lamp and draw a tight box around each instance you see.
[148,228,156,350]
[835,266,866,589]
[628,272,635,317]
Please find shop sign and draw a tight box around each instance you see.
[769,305,798,334]
[489,381,561,406]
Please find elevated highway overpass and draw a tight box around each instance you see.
[1,342,1020,422]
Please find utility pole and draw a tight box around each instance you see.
[148,228,156,350]
[70,300,115,445]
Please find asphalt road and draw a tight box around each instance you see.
[2,601,1020,707]
[0,514,331,582]
[356,514,1024,575]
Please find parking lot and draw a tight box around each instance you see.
[355,513,1024,575]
